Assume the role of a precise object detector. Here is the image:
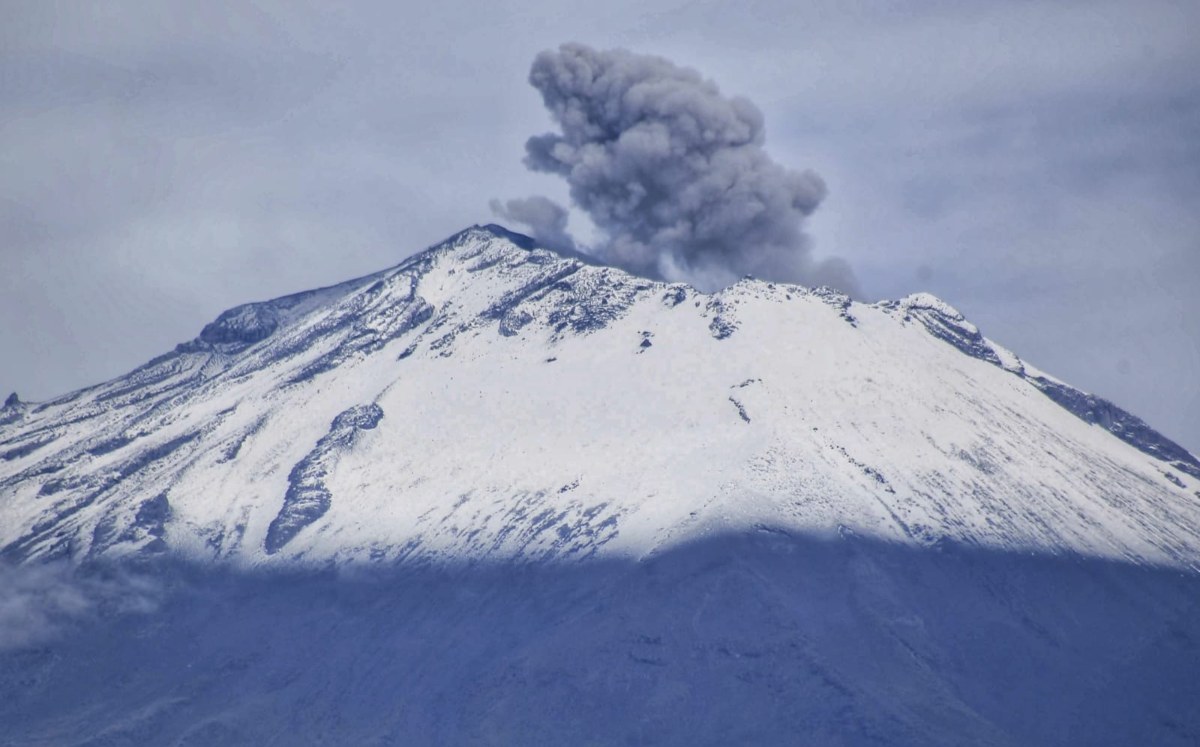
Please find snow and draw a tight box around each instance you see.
[984,337,1025,374]
[1,225,1197,571]
[898,291,968,320]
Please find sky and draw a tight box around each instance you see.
[1,0,1197,451]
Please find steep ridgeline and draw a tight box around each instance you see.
[889,293,1200,479]
[1,224,1198,569]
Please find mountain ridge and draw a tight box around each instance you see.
[1,224,1197,570]
[6,225,1194,477]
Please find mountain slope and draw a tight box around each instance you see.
[3,225,1200,745]
[4,535,1200,746]
[2,224,1197,569]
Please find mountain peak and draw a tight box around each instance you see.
[471,222,538,249]
[1,225,1197,569]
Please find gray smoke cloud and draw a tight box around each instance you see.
[489,196,577,253]
[497,43,857,294]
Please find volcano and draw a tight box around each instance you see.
[2,225,1198,745]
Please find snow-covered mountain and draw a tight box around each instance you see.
[2,225,1199,745]
[3,224,1197,568]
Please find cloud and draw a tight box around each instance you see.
[489,196,576,253]
[499,42,858,294]
[0,562,160,651]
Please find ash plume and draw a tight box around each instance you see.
[495,43,857,294]
[489,196,576,254]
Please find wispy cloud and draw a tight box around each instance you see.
[0,562,160,651]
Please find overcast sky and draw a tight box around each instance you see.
[2,0,1197,451]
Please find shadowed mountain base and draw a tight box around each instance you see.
[3,531,1199,746]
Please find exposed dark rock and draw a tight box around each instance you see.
[265,404,384,554]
